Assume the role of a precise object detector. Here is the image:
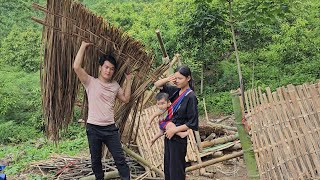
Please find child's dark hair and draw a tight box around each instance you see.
[98,54,117,69]
[175,65,195,91]
[155,92,169,101]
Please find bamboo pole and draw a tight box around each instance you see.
[122,145,164,177]
[201,133,239,148]
[207,121,238,131]
[155,29,168,59]
[194,131,203,152]
[203,97,209,122]
[231,90,259,180]
[80,170,119,180]
[190,130,206,175]
[186,151,244,172]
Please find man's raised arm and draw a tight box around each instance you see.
[73,41,92,84]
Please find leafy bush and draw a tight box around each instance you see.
[0,25,41,72]
[205,91,234,115]
[0,121,40,144]
[0,67,43,129]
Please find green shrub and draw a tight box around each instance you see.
[0,121,40,144]
[205,92,233,115]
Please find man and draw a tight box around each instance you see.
[73,41,132,180]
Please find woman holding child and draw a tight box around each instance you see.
[154,65,199,180]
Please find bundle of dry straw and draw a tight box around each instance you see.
[32,0,169,141]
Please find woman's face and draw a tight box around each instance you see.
[99,60,115,81]
[174,71,190,89]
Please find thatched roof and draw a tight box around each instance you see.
[32,0,169,141]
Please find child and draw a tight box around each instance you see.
[147,92,188,146]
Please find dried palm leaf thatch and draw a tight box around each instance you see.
[32,0,169,141]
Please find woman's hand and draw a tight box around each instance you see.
[165,126,177,139]
[167,74,176,84]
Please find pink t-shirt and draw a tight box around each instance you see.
[83,75,122,126]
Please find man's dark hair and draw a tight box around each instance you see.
[98,54,117,69]
[155,92,169,101]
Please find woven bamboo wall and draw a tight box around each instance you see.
[245,82,320,179]
[125,105,199,172]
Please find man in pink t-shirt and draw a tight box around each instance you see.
[73,41,132,180]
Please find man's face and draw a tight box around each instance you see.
[99,60,115,81]
[156,98,170,111]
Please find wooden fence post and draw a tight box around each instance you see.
[231,89,259,180]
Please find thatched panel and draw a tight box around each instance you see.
[32,0,169,140]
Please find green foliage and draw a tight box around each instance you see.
[0,67,42,128]
[205,92,234,115]
[0,25,41,72]
[0,121,40,144]
[0,0,44,44]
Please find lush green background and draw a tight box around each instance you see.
[0,0,319,176]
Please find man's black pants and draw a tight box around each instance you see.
[86,123,130,180]
[164,135,187,180]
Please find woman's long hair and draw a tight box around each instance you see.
[175,65,195,91]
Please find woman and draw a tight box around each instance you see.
[154,65,199,180]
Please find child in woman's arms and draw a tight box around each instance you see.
[147,92,188,146]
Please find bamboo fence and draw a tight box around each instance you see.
[244,82,320,179]
[32,0,169,140]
